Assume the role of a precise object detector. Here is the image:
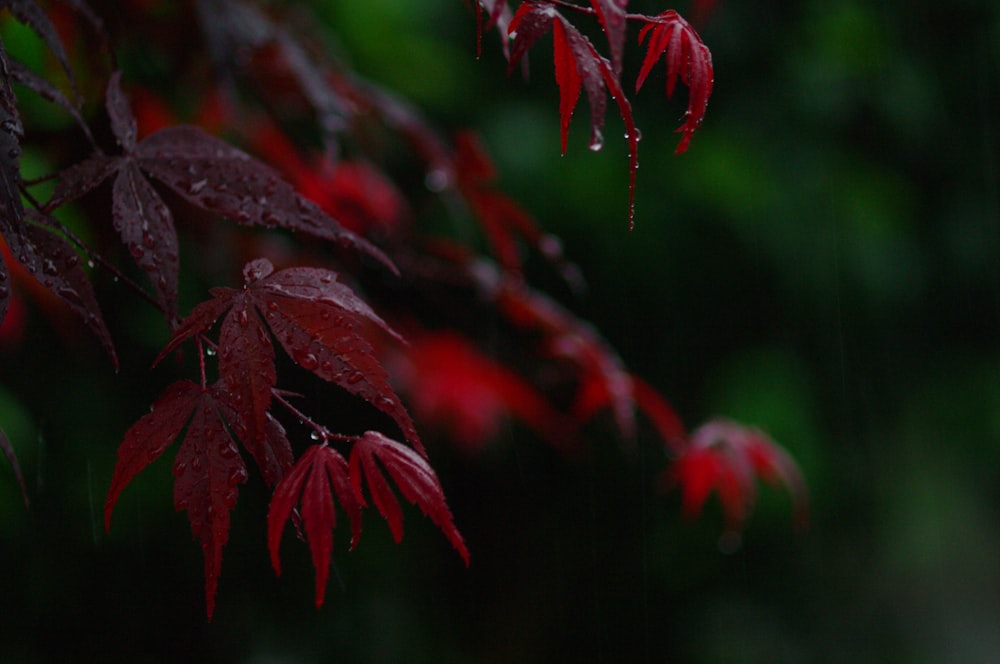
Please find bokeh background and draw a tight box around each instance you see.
[2,0,999,661]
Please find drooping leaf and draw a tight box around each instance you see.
[0,41,25,239]
[6,58,94,144]
[217,295,275,460]
[267,443,361,608]
[664,418,808,531]
[349,430,469,565]
[111,161,179,320]
[397,331,576,452]
[104,380,249,620]
[590,0,628,76]
[1,0,82,99]
[157,258,422,457]
[507,2,640,226]
[636,11,714,154]
[451,132,545,276]
[106,71,137,152]
[135,126,393,271]
[510,4,607,153]
[4,211,116,366]
[491,275,636,438]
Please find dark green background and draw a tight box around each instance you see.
[2,0,999,661]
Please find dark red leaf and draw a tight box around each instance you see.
[243,412,294,490]
[268,443,361,608]
[6,58,93,143]
[106,71,137,152]
[105,380,203,527]
[590,0,628,76]
[507,2,557,73]
[264,294,420,455]
[349,431,469,565]
[636,11,714,154]
[2,0,82,99]
[508,4,607,151]
[45,153,119,211]
[135,126,393,271]
[157,259,420,458]
[111,162,179,320]
[105,380,249,620]
[217,296,275,456]
[171,387,249,620]
[5,213,116,367]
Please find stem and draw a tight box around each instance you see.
[271,390,359,445]
[196,336,208,388]
[547,0,662,22]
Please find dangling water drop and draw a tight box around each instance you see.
[589,130,604,152]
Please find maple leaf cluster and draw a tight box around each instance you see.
[0,0,804,621]
[481,0,715,227]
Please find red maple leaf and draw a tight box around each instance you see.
[104,380,250,620]
[507,2,641,226]
[452,131,543,275]
[636,10,714,154]
[158,258,423,458]
[393,331,574,452]
[46,72,392,323]
[267,443,361,608]
[269,431,467,608]
[248,120,409,236]
[664,419,808,531]
[349,431,469,564]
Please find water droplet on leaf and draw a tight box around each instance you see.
[297,352,319,371]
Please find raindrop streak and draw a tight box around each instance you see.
[87,459,100,545]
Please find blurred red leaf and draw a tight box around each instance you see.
[664,419,808,531]
[396,331,573,452]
